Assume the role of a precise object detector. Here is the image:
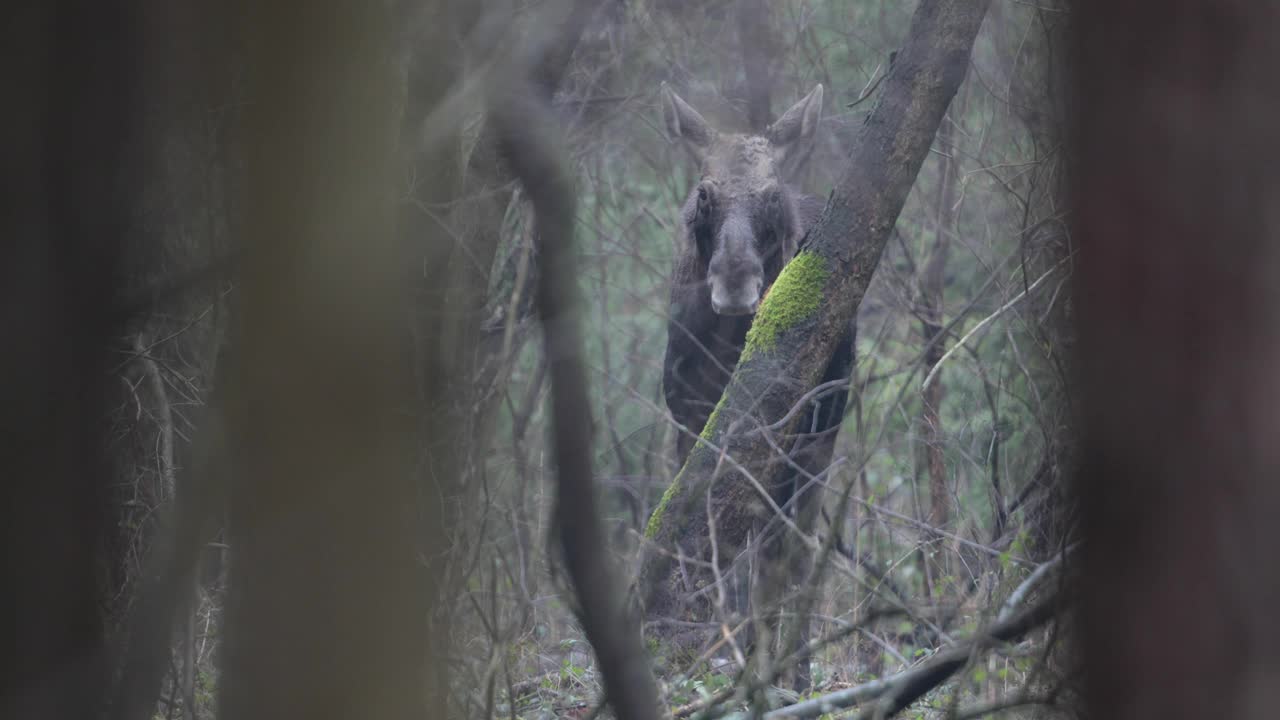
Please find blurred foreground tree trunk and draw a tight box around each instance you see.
[216,1,441,717]
[105,4,237,718]
[0,2,139,717]
[1075,3,1280,718]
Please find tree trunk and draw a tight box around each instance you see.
[1,1,138,717]
[216,2,437,717]
[640,0,991,631]
[1075,3,1280,719]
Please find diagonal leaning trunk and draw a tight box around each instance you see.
[640,0,992,637]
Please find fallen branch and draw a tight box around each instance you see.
[998,542,1076,622]
[764,592,1059,719]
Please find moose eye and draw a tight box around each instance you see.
[695,184,714,218]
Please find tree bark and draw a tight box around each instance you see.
[1,1,138,717]
[1074,3,1280,719]
[216,2,435,717]
[640,0,991,629]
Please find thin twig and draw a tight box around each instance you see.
[921,256,1069,392]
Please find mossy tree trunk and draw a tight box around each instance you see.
[640,0,992,633]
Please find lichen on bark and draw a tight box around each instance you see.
[741,251,830,362]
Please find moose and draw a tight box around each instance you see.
[660,82,854,482]
[655,82,855,687]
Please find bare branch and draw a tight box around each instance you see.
[921,256,1068,392]
[492,71,663,720]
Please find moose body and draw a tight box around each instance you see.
[659,84,854,486]
[652,84,854,687]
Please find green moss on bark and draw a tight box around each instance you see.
[646,398,726,539]
[700,400,723,441]
[742,252,829,362]
[647,254,829,541]
[645,474,680,539]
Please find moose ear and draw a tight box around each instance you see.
[766,84,824,146]
[661,82,716,149]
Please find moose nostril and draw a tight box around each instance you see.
[732,257,763,278]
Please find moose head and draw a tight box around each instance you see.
[661,82,824,316]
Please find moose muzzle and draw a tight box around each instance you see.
[707,213,765,316]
